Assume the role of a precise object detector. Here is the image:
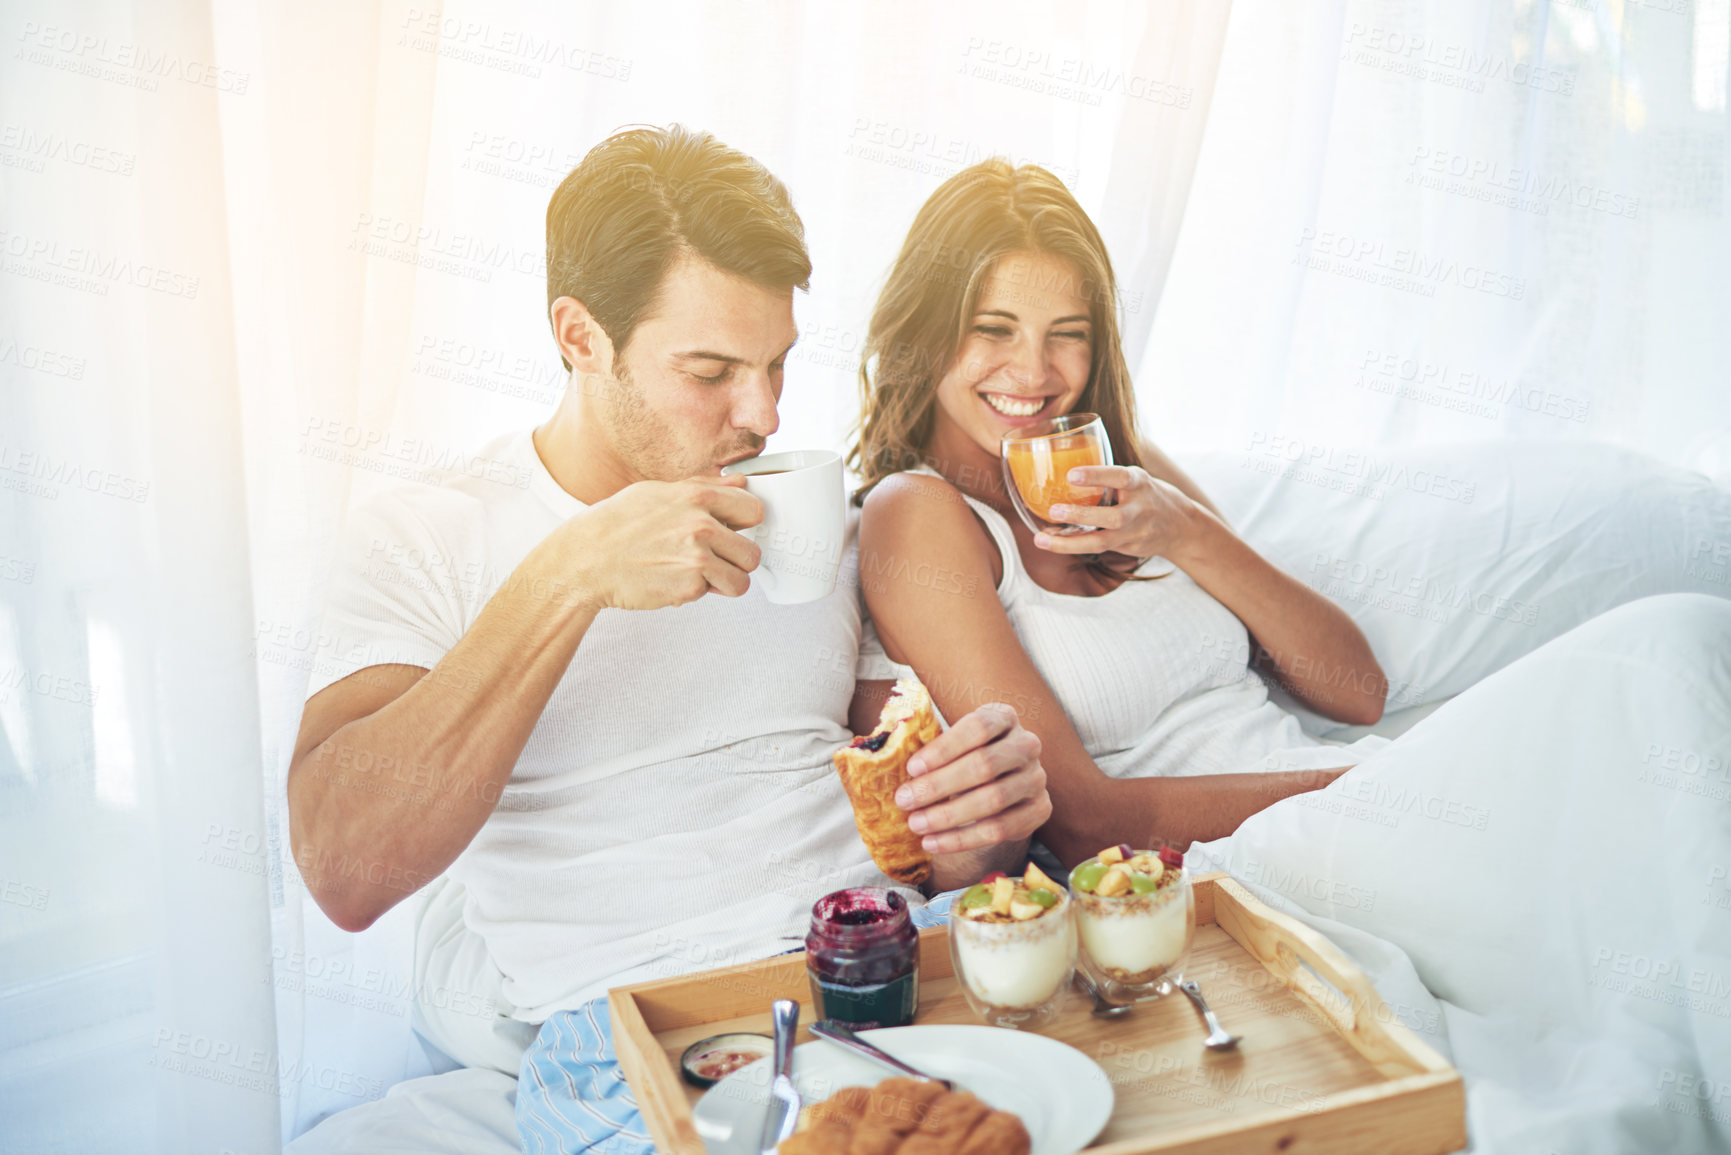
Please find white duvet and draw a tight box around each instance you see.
[1190,592,1731,1154]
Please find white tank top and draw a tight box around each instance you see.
[863,470,1386,779]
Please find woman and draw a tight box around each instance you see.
[853,161,1731,1153]
[851,159,1394,867]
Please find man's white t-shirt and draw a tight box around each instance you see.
[307,430,900,1021]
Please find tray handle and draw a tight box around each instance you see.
[1210,876,1453,1078]
[1280,942,1362,1033]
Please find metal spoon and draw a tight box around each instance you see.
[808,1020,955,1089]
[1175,979,1242,1051]
[1072,969,1133,1019]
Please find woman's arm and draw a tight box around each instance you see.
[860,472,1350,869]
[1136,437,1227,523]
[1046,449,1388,725]
[1167,513,1387,724]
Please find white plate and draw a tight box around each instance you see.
[691,1024,1113,1155]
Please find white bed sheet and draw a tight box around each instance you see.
[283,1067,520,1155]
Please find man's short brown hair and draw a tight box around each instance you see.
[546,124,811,367]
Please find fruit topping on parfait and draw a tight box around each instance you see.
[1069,844,1183,898]
[954,862,1066,923]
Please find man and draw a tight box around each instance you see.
[285,125,1050,1152]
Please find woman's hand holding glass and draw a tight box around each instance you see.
[1034,465,1210,562]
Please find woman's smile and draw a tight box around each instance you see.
[979,390,1061,423]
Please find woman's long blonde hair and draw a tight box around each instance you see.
[849,159,1146,503]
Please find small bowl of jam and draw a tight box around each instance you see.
[679,1032,773,1089]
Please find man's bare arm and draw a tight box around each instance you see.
[287,477,763,932]
[288,578,600,931]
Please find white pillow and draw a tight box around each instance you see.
[1176,439,1731,724]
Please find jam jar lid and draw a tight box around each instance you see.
[807,886,913,940]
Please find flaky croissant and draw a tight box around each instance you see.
[832,679,939,886]
[778,1078,1031,1155]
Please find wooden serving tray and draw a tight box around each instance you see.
[611,872,1465,1154]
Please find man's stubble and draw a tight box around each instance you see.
[601,358,764,481]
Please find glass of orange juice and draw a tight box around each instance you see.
[999,413,1113,536]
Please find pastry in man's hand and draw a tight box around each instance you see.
[832,679,939,885]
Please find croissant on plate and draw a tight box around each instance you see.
[777,1077,1031,1155]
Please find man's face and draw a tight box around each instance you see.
[598,253,796,481]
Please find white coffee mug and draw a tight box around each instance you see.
[720,450,845,605]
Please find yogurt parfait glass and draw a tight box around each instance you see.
[1069,848,1194,1003]
[948,870,1077,1029]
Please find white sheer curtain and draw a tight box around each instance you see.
[0,2,278,1152]
[0,2,1230,1149]
[1144,0,1731,469]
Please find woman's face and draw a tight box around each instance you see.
[932,250,1095,458]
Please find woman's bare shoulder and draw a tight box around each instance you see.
[862,469,966,514]
[859,471,1002,588]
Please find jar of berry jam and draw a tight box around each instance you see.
[806,887,920,1029]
